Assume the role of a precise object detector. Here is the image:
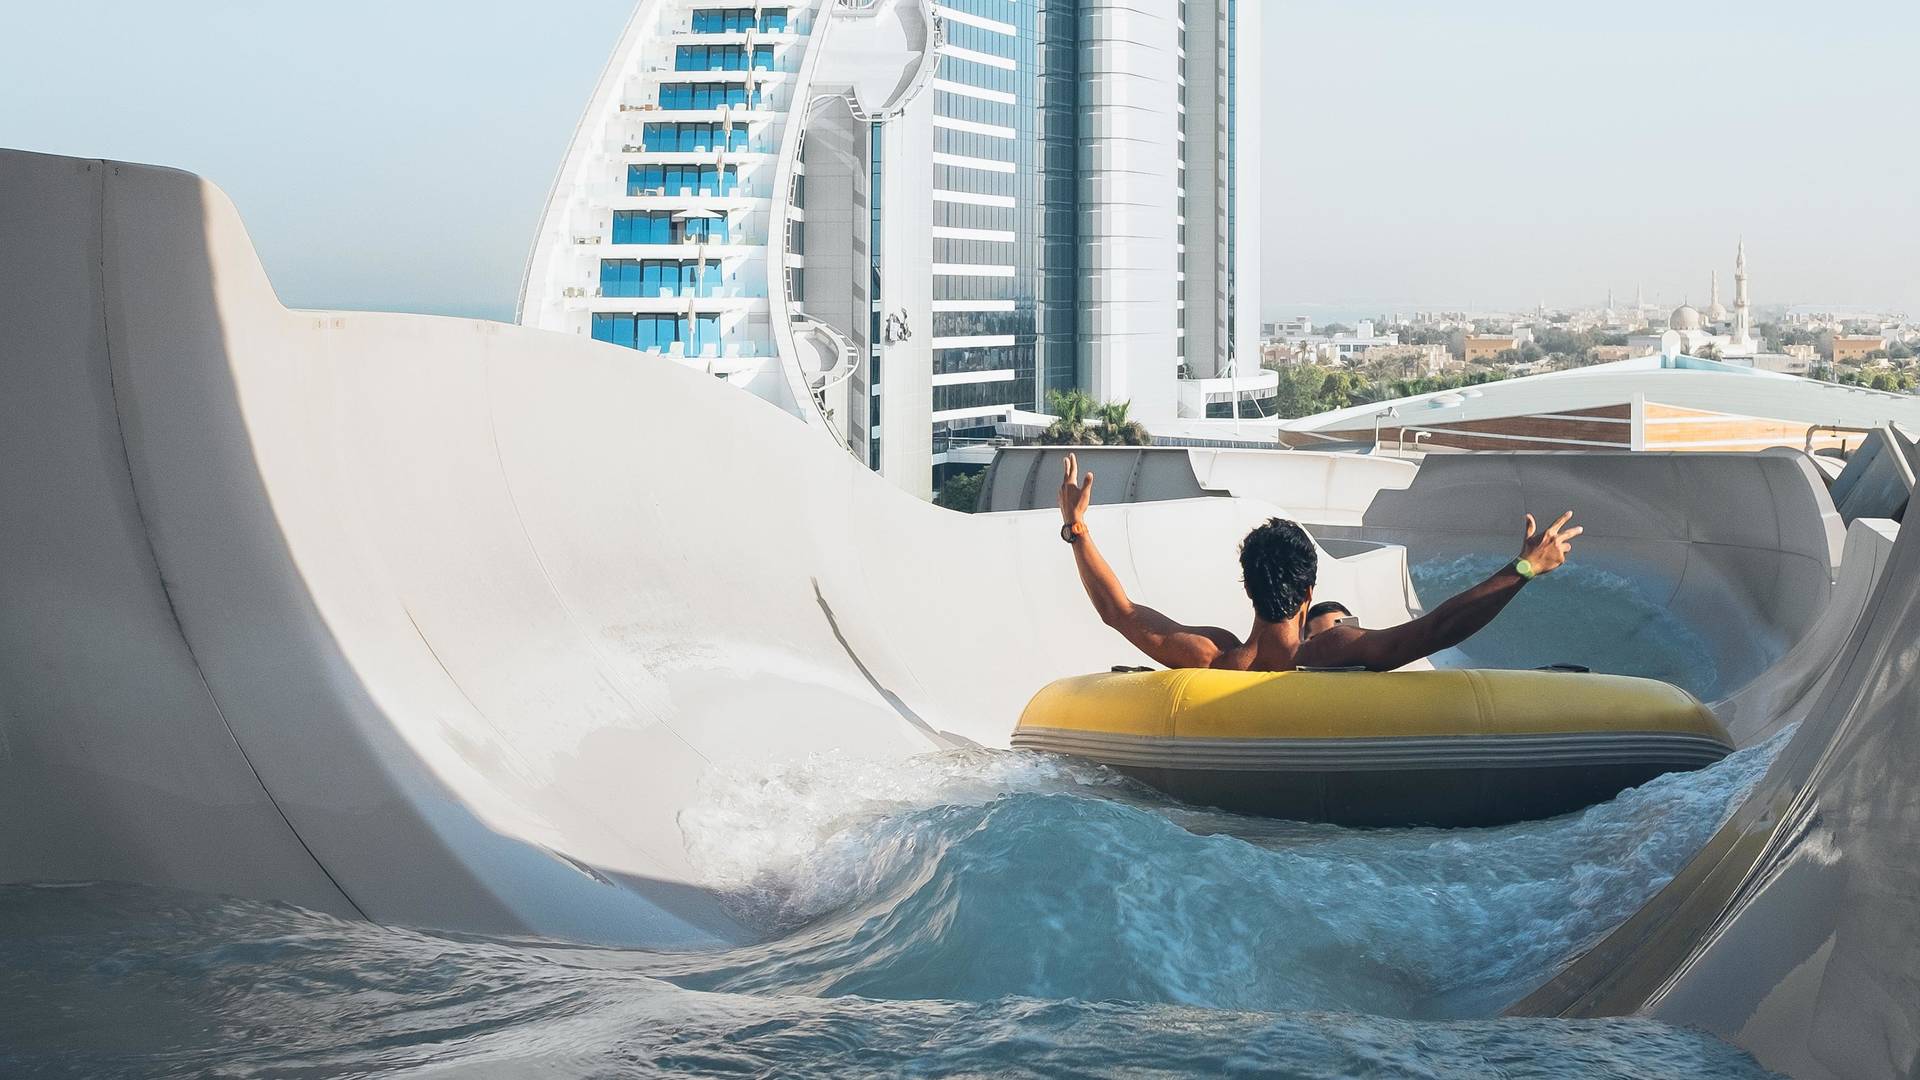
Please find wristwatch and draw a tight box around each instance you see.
[1512,557,1536,580]
[1061,521,1087,543]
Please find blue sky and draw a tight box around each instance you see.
[3,0,1914,321]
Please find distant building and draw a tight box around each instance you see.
[1275,319,1400,363]
[1626,243,1760,363]
[1464,334,1524,363]
[520,0,1262,498]
[1359,342,1452,375]
[1830,335,1888,364]
[1753,352,1815,376]
[1266,316,1315,339]
[1275,353,1920,455]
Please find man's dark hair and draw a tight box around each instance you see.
[1239,518,1318,623]
[1306,600,1352,623]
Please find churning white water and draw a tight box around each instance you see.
[0,729,1788,1077]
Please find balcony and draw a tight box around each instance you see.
[581,290,770,313]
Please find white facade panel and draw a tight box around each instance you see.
[1076,0,1183,422]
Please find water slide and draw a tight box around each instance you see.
[2,151,1915,1078]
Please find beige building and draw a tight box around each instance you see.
[1830,334,1888,364]
[1465,334,1524,363]
[1361,343,1453,375]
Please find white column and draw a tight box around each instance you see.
[875,94,934,499]
[1227,0,1262,381]
[1077,0,1182,421]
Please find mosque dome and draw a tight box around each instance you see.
[1706,301,1729,322]
[1670,304,1703,331]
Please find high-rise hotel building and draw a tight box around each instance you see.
[520,0,1261,498]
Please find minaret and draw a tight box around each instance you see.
[1732,241,1755,348]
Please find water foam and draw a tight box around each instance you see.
[0,882,1783,1079]
[671,727,1792,1017]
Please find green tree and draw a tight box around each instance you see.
[1270,363,1329,418]
[1041,388,1098,445]
[1094,400,1153,446]
[1320,370,1361,407]
[934,469,986,512]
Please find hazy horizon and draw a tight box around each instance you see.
[3,0,1914,321]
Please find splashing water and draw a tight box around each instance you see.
[0,732,1792,1078]
[0,881,1778,1079]
[668,729,1789,1018]
[1410,555,1724,697]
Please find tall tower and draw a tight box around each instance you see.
[523,0,1256,496]
[1732,241,1755,348]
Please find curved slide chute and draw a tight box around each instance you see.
[0,150,1405,946]
[2,151,1916,1078]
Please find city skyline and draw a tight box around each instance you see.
[3,0,1916,318]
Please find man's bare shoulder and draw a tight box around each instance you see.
[1194,626,1243,650]
[1296,623,1367,667]
[1169,626,1244,671]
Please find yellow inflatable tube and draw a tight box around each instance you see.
[1013,669,1733,827]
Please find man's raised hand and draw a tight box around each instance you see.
[1059,452,1094,526]
[1520,511,1583,576]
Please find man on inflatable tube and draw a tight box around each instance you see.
[1056,453,1582,672]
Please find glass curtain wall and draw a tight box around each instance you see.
[929,0,1076,442]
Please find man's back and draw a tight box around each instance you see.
[1053,452,1582,673]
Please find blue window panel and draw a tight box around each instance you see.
[612,211,676,245]
[641,123,752,152]
[692,7,782,32]
[657,82,759,110]
[682,216,732,244]
[676,44,767,71]
[628,164,736,196]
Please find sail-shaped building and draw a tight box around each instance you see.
[519,0,1261,497]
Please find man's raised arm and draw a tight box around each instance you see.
[1058,454,1237,669]
[1303,511,1583,673]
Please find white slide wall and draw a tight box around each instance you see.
[7,151,1919,1078]
[0,150,1402,947]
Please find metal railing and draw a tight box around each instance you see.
[1804,424,1880,454]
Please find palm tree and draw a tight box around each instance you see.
[1094,400,1153,446]
[1041,388,1098,445]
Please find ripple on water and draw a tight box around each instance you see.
[0,730,1792,1078]
[0,883,1781,1079]
[668,730,1789,1018]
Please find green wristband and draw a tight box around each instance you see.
[1513,558,1536,580]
